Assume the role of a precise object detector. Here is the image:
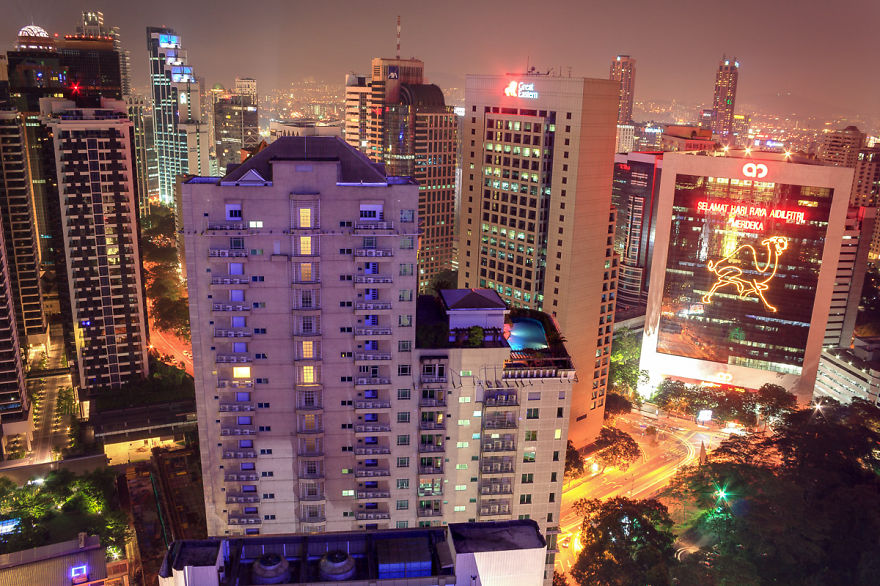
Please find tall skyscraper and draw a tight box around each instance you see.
[639,151,852,402]
[851,146,880,206]
[0,208,29,459]
[0,107,47,346]
[457,74,620,446]
[711,56,739,140]
[40,98,149,390]
[77,10,132,96]
[344,58,458,292]
[818,126,866,168]
[213,90,259,174]
[182,139,573,571]
[610,55,636,124]
[233,77,257,103]
[146,27,210,204]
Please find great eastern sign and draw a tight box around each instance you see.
[504,81,539,99]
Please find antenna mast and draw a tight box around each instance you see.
[396,16,401,59]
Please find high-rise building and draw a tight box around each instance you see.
[182,139,572,572]
[851,146,880,206]
[41,98,149,390]
[126,93,157,216]
[233,77,257,103]
[818,126,866,168]
[639,151,852,402]
[213,93,259,174]
[615,124,635,153]
[457,74,619,446]
[610,55,636,125]
[344,59,458,293]
[0,208,30,459]
[814,336,880,407]
[711,56,739,140]
[0,107,47,346]
[731,113,750,146]
[823,206,875,348]
[77,10,131,97]
[146,27,210,204]
[612,152,663,308]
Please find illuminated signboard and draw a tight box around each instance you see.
[158,34,180,49]
[504,81,539,99]
[387,66,399,80]
[656,174,833,375]
[742,162,768,178]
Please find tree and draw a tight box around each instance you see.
[427,269,458,297]
[552,571,569,586]
[565,440,584,478]
[466,325,485,347]
[594,427,642,472]
[608,328,649,397]
[152,296,191,340]
[603,392,632,419]
[570,497,675,586]
[754,383,797,425]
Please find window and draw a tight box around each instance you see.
[553,450,560,462]
[526,408,539,419]
[397,479,410,489]
[398,340,411,352]
[456,442,469,448]
[399,290,413,302]
[554,429,562,440]
[398,364,411,376]
[302,365,315,383]
[455,484,467,491]
[397,435,410,446]
[525,431,537,441]
[342,489,354,497]
[396,500,409,510]
[396,457,410,468]
[400,236,414,249]
[225,203,242,221]
[233,366,251,379]
[397,388,411,400]
[523,449,536,463]
[248,220,263,228]
[399,263,413,276]
[230,289,244,302]
[228,262,243,275]
[522,473,534,483]
[396,521,409,528]
[399,315,412,327]
[300,263,313,282]
[299,236,312,255]
[397,412,410,423]
[301,341,314,359]
[299,208,312,228]
[520,494,532,504]
[400,209,415,222]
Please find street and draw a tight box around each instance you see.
[148,316,193,376]
[555,412,729,575]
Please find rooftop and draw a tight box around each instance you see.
[0,534,108,586]
[440,288,507,310]
[449,520,545,554]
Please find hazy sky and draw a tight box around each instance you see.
[2,0,877,120]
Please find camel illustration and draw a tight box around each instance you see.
[701,236,789,312]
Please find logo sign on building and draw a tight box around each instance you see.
[742,162,768,178]
[387,66,399,80]
[504,81,539,99]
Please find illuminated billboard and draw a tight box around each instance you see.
[158,34,180,48]
[656,173,833,374]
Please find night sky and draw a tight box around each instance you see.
[2,0,877,122]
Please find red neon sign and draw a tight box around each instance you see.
[696,200,805,232]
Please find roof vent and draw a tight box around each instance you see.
[251,553,291,585]
[319,550,355,581]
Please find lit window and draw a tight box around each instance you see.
[554,429,562,440]
[300,263,313,281]
[299,208,312,228]
[300,236,312,255]
[233,366,251,379]
[302,341,314,359]
[302,365,315,383]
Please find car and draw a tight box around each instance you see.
[182,350,192,358]
[559,535,571,549]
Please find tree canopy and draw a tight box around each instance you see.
[565,439,585,478]
[594,427,642,472]
[608,328,648,398]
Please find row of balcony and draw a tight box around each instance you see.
[354,352,391,361]
[209,249,248,258]
[355,467,390,478]
[214,328,252,338]
[355,512,390,520]
[211,276,249,285]
[218,402,255,412]
[226,492,260,504]
[212,303,250,312]
[479,504,512,517]
[357,490,390,499]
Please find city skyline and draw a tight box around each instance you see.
[1,0,877,125]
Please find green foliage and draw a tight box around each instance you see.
[152,296,191,340]
[552,571,569,586]
[664,400,880,584]
[603,392,632,419]
[93,356,194,411]
[142,204,177,241]
[565,440,584,478]
[427,269,458,297]
[594,426,642,472]
[56,386,77,416]
[466,325,485,347]
[570,497,676,586]
[609,328,649,397]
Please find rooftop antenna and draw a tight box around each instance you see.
[396,16,401,59]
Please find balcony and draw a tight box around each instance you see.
[355,221,394,231]
[292,303,321,311]
[354,352,392,361]
[297,425,324,435]
[293,329,322,337]
[297,447,323,457]
[417,508,442,518]
[418,465,444,475]
[208,222,246,231]
[354,248,393,257]
[354,423,391,433]
[222,450,256,459]
[419,420,445,431]
[354,399,391,409]
[299,513,327,523]
[297,400,324,411]
[479,504,511,517]
[419,396,447,407]
[299,493,326,502]
[354,275,393,284]
[212,303,250,312]
[418,443,444,453]
[220,425,256,436]
[224,472,258,482]
[355,327,392,336]
[216,355,252,364]
[299,470,325,480]
[219,402,256,412]
[211,276,249,285]
[483,418,517,430]
[209,248,248,258]
[355,467,390,478]
[418,488,443,497]
[420,375,448,384]
[355,302,393,311]
[357,491,390,500]
[482,440,516,452]
[227,515,261,525]
[226,492,260,504]
[354,446,390,455]
[355,377,391,386]
[218,379,253,389]
[214,328,252,338]
[484,393,519,407]
[480,484,513,496]
[355,512,390,520]
[480,461,515,475]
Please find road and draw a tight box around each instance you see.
[148,316,193,376]
[555,413,729,574]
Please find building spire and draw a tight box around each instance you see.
[396,15,400,59]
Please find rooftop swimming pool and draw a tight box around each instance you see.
[504,317,549,351]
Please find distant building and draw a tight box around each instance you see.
[41,98,149,390]
[814,337,880,406]
[851,146,880,206]
[818,126,865,168]
[159,521,547,586]
[77,10,132,97]
[711,56,739,141]
[344,74,370,148]
[731,113,750,146]
[635,123,663,151]
[639,151,852,402]
[612,152,663,307]
[610,55,636,124]
[615,124,635,153]
[457,73,619,447]
[213,94,259,175]
[0,533,129,586]
[233,77,257,102]
[698,108,715,130]
[146,27,210,204]
[268,119,342,141]
[660,126,715,152]
[125,94,157,216]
